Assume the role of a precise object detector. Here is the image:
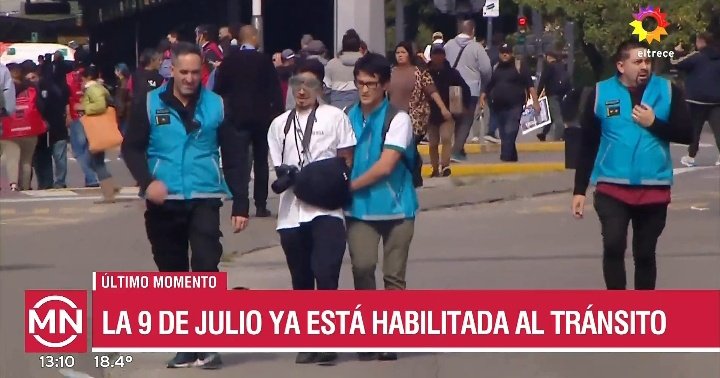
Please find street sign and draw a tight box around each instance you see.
[483,0,499,17]
[31,32,38,43]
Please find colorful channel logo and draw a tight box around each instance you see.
[629,5,670,44]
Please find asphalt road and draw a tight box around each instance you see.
[1,160,718,377]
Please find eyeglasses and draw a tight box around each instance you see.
[355,80,380,90]
[289,76,322,91]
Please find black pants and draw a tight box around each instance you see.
[688,103,720,158]
[278,216,347,290]
[593,192,668,290]
[145,199,223,272]
[239,122,270,210]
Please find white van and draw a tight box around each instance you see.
[0,43,76,65]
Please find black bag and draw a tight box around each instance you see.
[294,157,352,210]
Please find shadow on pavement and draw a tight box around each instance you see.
[0,263,55,271]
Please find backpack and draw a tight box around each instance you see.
[159,58,172,79]
[1,87,46,139]
[345,104,423,188]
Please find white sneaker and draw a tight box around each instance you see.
[680,156,696,167]
[715,155,720,166]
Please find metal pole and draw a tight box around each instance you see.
[564,20,575,81]
[395,0,405,44]
[252,0,263,51]
[487,17,493,48]
[532,8,543,83]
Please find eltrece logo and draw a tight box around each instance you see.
[28,295,83,349]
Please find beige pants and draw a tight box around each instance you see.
[0,137,38,190]
[428,120,455,170]
[347,219,415,290]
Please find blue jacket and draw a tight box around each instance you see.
[345,99,419,220]
[591,75,673,186]
[145,83,230,200]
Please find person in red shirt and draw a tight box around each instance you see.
[572,40,692,290]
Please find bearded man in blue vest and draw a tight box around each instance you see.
[122,42,250,369]
[572,40,692,290]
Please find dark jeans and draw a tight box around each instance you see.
[687,103,720,158]
[239,123,270,209]
[490,105,524,162]
[540,95,565,140]
[593,191,668,290]
[69,120,111,181]
[278,216,347,290]
[144,199,224,272]
[33,134,67,189]
[452,96,479,156]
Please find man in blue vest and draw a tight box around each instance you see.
[122,42,250,369]
[572,40,692,290]
[345,53,419,362]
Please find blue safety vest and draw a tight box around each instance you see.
[591,74,673,186]
[145,84,230,200]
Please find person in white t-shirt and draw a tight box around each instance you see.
[267,59,356,365]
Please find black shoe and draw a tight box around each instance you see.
[378,352,398,361]
[316,352,338,365]
[441,166,451,177]
[196,353,222,369]
[166,352,198,368]
[295,352,319,364]
[358,352,378,361]
[256,207,272,218]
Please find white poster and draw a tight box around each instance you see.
[520,96,552,135]
[483,0,500,17]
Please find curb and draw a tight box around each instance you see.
[417,141,564,156]
[422,162,566,177]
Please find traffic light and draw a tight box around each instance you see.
[518,16,528,28]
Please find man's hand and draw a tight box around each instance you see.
[231,216,249,233]
[572,195,586,219]
[145,180,168,205]
[632,104,656,127]
[533,101,541,114]
[441,108,453,121]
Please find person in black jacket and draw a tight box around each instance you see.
[670,32,720,167]
[426,45,470,177]
[213,25,284,217]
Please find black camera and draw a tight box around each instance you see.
[271,164,300,194]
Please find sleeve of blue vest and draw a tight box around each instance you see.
[573,88,601,196]
[122,96,153,192]
[645,84,693,145]
[219,122,250,217]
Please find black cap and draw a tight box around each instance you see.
[499,43,513,54]
[430,44,446,55]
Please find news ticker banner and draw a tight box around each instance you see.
[25,272,720,353]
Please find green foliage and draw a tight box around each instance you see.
[521,0,714,55]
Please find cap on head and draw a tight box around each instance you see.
[306,40,326,55]
[499,43,513,54]
[432,31,444,40]
[430,44,446,55]
[281,49,295,61]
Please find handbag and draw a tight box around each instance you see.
[80,106,123,153]
[448,85,464,115]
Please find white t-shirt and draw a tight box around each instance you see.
[381,111,414,153]
[268,104,357,230]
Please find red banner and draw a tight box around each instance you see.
[85,272,720,353]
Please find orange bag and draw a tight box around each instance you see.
[80,107,123,153]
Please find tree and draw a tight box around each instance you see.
[521,0,715,79]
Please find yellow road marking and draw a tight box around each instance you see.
[0,208,17,216]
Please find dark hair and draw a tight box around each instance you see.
[613,40,649,62]
[295,59,325,82]
[140,48,160,67]
[342,34,361,53]
[353,52,392,84]
[171,42,203,63]
[697,32,715,46]
[83,65,100,80]
[157,39,171,53]
[394,41,416,65]
[20,60,37,75]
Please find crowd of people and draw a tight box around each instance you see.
[1,19,719,371]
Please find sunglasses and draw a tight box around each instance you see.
[289,76,322,90]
